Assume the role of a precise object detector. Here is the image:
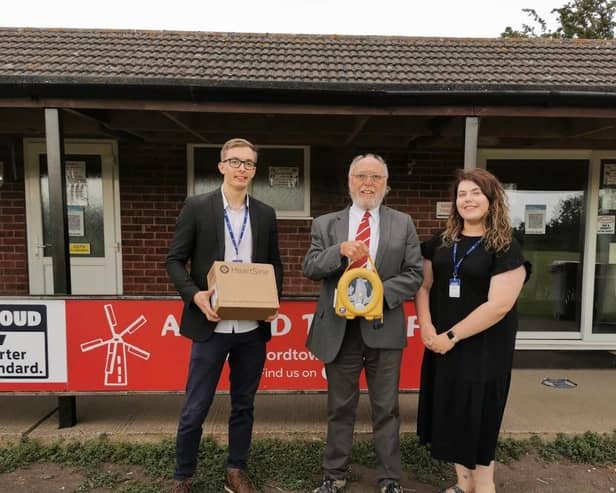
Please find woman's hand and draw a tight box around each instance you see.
[429,332,456,355]
[420,322,438,351]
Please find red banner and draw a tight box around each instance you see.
[0,300,423,392]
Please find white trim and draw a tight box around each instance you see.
[464,117,479,169]
[301,145,311,219]
[109,142,123,294]
[23,140,45,294]
[517,331,580,340]
[187,143,311,218]
[186,143,195,197]
[580,153,600,340]
[516,339,616,350]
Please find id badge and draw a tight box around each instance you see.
[449,278,461,298]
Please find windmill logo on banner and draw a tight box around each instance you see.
[80,304,150,386]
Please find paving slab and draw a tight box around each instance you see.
[1,369,614,444]
[0,394,57,442]
[502,369,616,436]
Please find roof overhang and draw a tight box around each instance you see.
[2,79,616,118]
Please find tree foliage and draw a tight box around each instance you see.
[502,0,616,39]
[513,195,583,251]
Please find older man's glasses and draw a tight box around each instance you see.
[351,174,387,183]
[222,158,257,170]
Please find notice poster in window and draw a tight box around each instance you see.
[601,189,616,211]
[524,204,546,235]
[268,166,299,188]
[69,243,91,255]
[603,162,616,187]
[66,161,88,206]
[67,205,85,237]
[597,215,615,235]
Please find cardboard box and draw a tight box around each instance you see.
[207,261,279,320]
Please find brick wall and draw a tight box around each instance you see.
[398,149,463,241]
[0,142,463,297]
[0,171,28,295]
[119,142,185,295]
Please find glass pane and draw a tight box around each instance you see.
[193,146,307,214]
[487,159,588,333]
[39,154,105,257]
[251,148,305,212]
[193,147,222,193]
[593,160,616,334]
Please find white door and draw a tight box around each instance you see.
[24,139,122,295]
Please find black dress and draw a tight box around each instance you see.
[417,233,529,469]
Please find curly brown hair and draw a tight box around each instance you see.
[442,168,512,253]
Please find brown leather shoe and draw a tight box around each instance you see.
[224,467,256,493]
[170,478,192,493]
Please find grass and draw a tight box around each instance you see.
[1,432,615,492]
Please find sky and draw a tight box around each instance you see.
[4,0,565,38]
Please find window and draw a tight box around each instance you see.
[188,144,310,218]
[481,151,589,336]
[39,154,105,257]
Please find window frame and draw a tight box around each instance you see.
[187,143,311,219]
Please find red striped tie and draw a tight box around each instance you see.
[350,210,371,269]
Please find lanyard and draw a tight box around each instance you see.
[223,206,249,259]
[452,238,482,279]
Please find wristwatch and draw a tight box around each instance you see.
[446,329,458,344]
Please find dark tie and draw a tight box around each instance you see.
[349,210,371,269]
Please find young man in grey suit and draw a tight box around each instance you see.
[303,154,423,493]
[167,138,283,493]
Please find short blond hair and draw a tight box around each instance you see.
[220,138,258,161]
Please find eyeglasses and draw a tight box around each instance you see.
[350,174,387,183]
[222,158,257,170]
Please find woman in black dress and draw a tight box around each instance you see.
[416,169,529,493]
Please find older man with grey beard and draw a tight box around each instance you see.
[303,154,423,493]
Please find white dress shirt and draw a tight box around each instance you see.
[215,188,258,334]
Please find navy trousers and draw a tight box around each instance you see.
[174,329,266,480]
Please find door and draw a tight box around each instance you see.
[480,150,590,340]
[24,139,122,295]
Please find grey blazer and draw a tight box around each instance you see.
[303,205,423,363]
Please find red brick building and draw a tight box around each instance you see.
[1,28,616,349]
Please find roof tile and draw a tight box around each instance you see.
[0,27,615,92]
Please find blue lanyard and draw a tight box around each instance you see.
[223,205,249,259]
[452,239,482,279]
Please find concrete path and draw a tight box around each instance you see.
[1,369,614,444]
